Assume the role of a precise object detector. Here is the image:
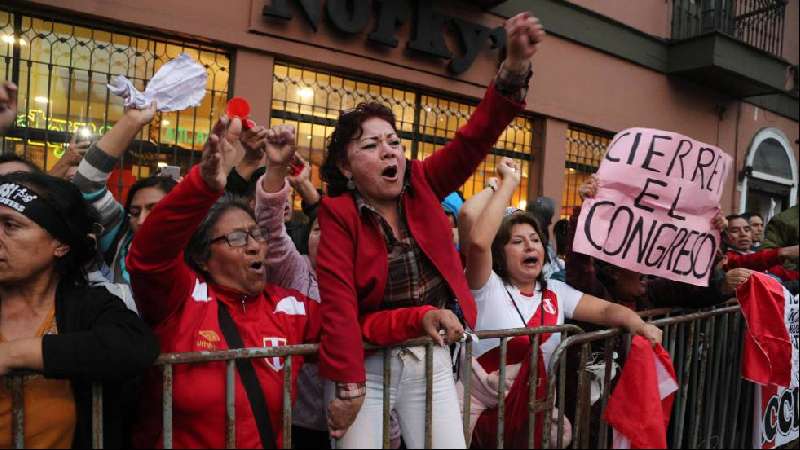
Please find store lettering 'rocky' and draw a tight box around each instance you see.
[263,0,506,74]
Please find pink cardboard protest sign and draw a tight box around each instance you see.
[573,128,732,287]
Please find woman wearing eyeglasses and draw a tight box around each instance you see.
[127,117,320,449]
[317,12,544,448]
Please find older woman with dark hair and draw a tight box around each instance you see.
[127,117,320,449]
[0,171,159,449]
[317,12,544,448]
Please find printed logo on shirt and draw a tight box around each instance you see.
[196,330,221,351]
[263,337,288,371]
[192,281,210,302]
[275,296,306,316]
[542,298,556,315]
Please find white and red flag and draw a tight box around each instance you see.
[603,336,678,449]
[737,272,799,448]
[737,272,798,389]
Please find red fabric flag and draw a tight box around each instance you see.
[603,336,678,449]
[737,272,794,388]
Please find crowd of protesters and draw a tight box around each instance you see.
[0,9,797,450]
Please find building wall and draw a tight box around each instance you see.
[566,0,672,38]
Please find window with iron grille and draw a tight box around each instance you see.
[0,8,231,189]
[271,62,535,209]
[561,126,612,219]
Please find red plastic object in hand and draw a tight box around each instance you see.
[226,97,255,129]
[289,156,305,177]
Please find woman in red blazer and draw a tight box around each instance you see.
[316,12,545,448]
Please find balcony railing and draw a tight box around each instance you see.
[672,0,787,57]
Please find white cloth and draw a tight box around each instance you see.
[107,53,207,112]
[329,346,466,449]
[471,272,583,371]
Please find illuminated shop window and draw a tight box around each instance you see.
[271,63,535,210]
[561,126,612,219]
[0,8,230,189]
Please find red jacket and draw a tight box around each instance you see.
[725,248,798,280]
[127,166,320,449]
[317,84,524,383]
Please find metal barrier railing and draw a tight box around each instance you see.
[546,305,753,449]
[5,304,767,450]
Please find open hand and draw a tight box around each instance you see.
[200,117,244,191]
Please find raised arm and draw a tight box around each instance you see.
[421,13,540,199]
[458,179,496,258]
[465,159,520,290]
[127,117,244,325]
[256,125,319,298]
[72,105,156,252]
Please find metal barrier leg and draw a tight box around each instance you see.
[689,317,714,448]
[282,356,293,449]
[92,384,104,449]
[425,343,433,450]
[674,322,696,447]
[226,360,236,449]
[577,344,592,449]
[162,364,174,449]
[556,344,567,449]
[463,339,473,448]
[527,335,540,450]
[497,338,507,450]
[10,376,24,450]
[596,339,614,450]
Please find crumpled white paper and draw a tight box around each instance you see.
[107,53,207,112]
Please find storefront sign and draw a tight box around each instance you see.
[263,0,506,75]
[573,128,732,287]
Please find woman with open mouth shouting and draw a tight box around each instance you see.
[459,158,662,448]
[126,117,320,449]
[316,11,545,449]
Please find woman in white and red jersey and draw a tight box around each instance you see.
[127,117,320,449]
[460,158,662,448]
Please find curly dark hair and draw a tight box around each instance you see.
[321,102,398,197]
[491,211,549,292]
[0,171,99,287]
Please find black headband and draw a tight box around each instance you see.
[0,182,72,244]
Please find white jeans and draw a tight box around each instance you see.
[331,346,467,449]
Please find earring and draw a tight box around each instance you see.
[347,177,355,190]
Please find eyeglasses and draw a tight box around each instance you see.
[210,227,266,248]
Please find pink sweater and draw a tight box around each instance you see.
[255,178,319,302]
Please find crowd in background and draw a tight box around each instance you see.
[0,10,797,450]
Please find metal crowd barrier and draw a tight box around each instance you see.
[4,303,775,450]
